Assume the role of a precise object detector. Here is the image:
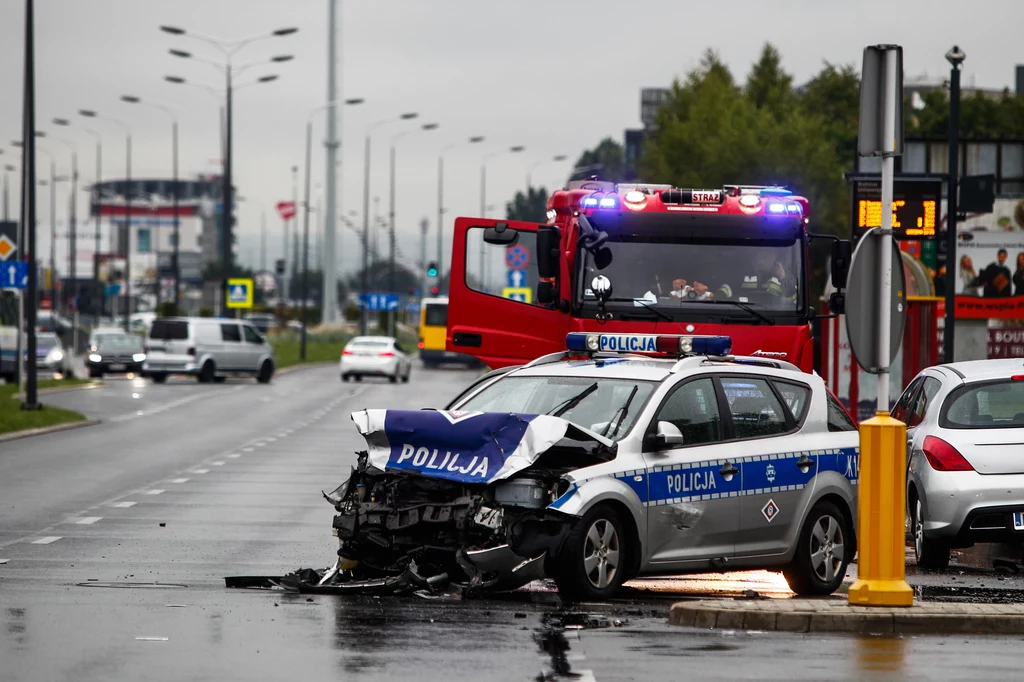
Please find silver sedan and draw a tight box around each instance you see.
[894,359,1024,569]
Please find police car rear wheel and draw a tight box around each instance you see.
[784,500,850,596]
[553,504,627,600]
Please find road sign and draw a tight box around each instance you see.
[845,228,906,373]
[276,201,296,221]
[857,45,904,157]
[2,261,27,289]
[359,293,399,311]
[226,278,254,309]
[502,287,531,304]
[505,244,530,270]
[506,269,526,288]
[0,221,17,261]
[40,295,52,310]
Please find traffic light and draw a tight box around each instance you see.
[426,262,438,278]
[430,286,440,296]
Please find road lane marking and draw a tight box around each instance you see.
[211,461,225,466]
[111,502,136,508]
[243,447,254,452]
[227,454,241,459]
[32,536,62,544]
[145,489,165,495]
[76,517,102,525]
[170,478,189,483]
[192,469,209,474]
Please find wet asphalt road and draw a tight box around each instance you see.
[4,364,1024,681]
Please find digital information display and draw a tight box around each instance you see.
[851,179,942,240]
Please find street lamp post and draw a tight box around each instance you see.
[527,154,568,191]
[66,124,103,324]
[389,122,438,336]
[161,24,297,317]
[359,112,419,335]
[480,145,525,288]
[943,46,965,365]
[79,109,131,330]
[438,136,484,284]
[121,96,180,314]
[3,162,15,223]
[47,128,78,342]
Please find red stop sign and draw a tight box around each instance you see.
[276,201,296,221]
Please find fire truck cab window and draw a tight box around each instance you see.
[465,227,542,306]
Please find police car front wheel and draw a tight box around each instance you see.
[784,500,852,596]
[553,504,628,600]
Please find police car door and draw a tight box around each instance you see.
[642,376,741,567]
[721,375,816,558]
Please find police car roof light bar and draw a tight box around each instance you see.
[565,332,732,358]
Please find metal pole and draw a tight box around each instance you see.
[49,160,55,308]
[3,168,8,222]
[323,0,340,324]
[290,165,298,302]
[388,143,396,337]
[359,133,370,335]
[260,209,266,273]
[419,217,427,300]
[221,64,234,318]
[23,0,39,408]
[436,154,443,279]
[69,150,77,350]
[123,133,131,331]
[943,51,962,364]
[93,137,101,323]
[172,119,180,313]
[300,120,312,361]
[877,49,898,412]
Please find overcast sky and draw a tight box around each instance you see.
[1,0,1022,276]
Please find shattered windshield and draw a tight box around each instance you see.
[456,375,655,440]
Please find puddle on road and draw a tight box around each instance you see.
[915,584,1024,604]
[534,611,624,681]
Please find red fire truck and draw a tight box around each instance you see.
[446,179,849,370]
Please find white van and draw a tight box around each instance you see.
[143,317,275,384]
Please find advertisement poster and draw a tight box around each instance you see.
[954,198,1024,319]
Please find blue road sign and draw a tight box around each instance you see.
[104,283,122,297]
[360,293,399,311]
[507,269,526,288]
[2,261,28,289]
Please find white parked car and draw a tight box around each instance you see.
[340,336,412,384]
[894,359,1024,570]
[143,317,275,384]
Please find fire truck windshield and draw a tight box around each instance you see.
[577,219,805,323]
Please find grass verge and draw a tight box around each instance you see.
[271,339,345,370]
[0,379,89,436]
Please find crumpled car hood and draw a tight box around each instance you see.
[351,409,615,485]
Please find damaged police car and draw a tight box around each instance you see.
[322,333,860,600]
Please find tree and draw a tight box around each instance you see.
[570,138,626,182]
[346,261,420,295]
[746,43,795,114]
[909,87,1024,138]
[505,187,549,223]
[799,61,861,164]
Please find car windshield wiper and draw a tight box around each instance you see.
[701,299,775,325]
[605,297,674,322]
[603,384,639,439]
[547,382,599,418]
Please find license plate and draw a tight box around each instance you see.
[1014,513,1024,531]
[473,506,503,530]
[109,364,125,371]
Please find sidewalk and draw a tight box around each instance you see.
[670,597,1024,634]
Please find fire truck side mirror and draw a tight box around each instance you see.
[830,240,852,290]
[537,280,556,305]
[536,226,560,279]
[483,222,519,246]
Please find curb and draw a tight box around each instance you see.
[13,381,100,400]
[0,418,101,444]
[669,598,1024,635]
[275,361,336,377]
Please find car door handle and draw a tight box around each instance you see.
[452,332,482,348]
[719,463,739,477]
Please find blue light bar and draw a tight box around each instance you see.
[581,196,599,208]
[760,188,792,197]
[565,332,732,356]
[599,196,618,209]
[686,336,733,356]
[786,203,802,214]
[767,201,786,214]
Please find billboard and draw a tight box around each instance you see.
[953,198,1024,319]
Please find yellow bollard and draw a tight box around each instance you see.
[848,411,914,606]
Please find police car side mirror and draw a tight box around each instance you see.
[483,222,519,246]
[654,421,684,449]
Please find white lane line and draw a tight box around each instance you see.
[243,447,254,452]
[145,489,165,495]
[135,636,169,642]
[32,536,62,544]
[76,517,102,525]
[211,461,225,466]
[255,442,266,447]
[192,469,209,474]
[266,437,277,442]
[227,454,241,459]
[170,478,190,483]
[111,501,137,508]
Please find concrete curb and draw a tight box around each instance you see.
[670,598,1024,635]
[0,418,101,444]
[275,361,336,377]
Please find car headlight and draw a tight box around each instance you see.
[89,353,102,363]
[133,353,146,362]
[47,349,63,362]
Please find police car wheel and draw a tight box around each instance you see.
[913,496,950,570]
[784,500,851,596]
[553,504,627,600]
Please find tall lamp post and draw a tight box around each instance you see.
[358,112,419,335]
[58,122,103,323]
[527,154,568,191]
[389,122,439,336]
[47,129,78,342]
[160,23,297,317]
[437,136,484,283]
[3,162,15,222]
[942,46,965,365]
[79,109,131,331]
[480,145,525,289]
[121,96,180,314]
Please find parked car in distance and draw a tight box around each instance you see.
[340,336,412,383]
[244,313,277,333]
[89,326,129,349]
[895,359,1024,570]
[143,317,275,384]
[33,331,74,377]
[88,334,146,378]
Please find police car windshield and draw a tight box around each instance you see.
[457,375,656,440]
[581,235,803,316]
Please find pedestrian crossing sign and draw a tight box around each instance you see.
[502,287,532,304]
[226,278,254,309]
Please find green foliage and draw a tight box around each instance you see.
[198,307,214,318]
[571,138,626,182]
[506,187,550,223]
[909,87,1024,138]
[156,301,179,318]
[346,261,420,295]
